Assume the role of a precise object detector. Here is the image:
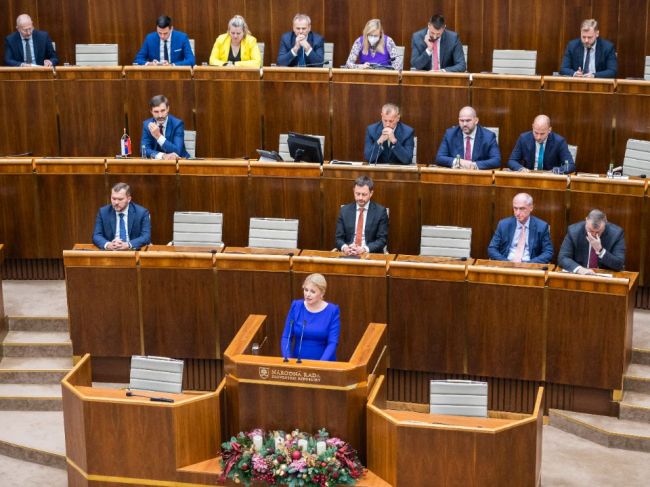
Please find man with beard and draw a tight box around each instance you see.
[559,18,617,78]
[141,94,190,159]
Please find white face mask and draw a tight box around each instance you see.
[368,35,380,46]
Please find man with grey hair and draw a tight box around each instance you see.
[559,18,617,78]
[488,193,553,264]
[4,13,58,67]
[277,14,325,67]
[558,209,625,274]
[364,103,415,164]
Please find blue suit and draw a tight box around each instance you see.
[276,31,325,67]
[92,203,151,250]
[281,300,340,361]
[4,30,58,66]
[134,30,195,66]
[559,38,617,79]
[488,215,554,264]
[410,28,466,72]
[558,221,625,272]
[508,131,575,173]
[364,121,415,165]
[436,125,501,169]
[141,114,190,159]
[335,201,388,253]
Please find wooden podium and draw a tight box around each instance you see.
[367,376,544,486]
[223,314,387,459]
[62,354,222,486]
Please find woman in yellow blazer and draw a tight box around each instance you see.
[209,15,262,67]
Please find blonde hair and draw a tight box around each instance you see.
[228,15,252,37]
[303,273,327,295]
[362,19,385,56]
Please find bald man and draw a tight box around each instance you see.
[435,106,501,169]
[4,14,58,67]
[508,115,575,174]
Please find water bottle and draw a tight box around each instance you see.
[453,154,461,169]
[120,128,131,157]
[606,163,614,178]
[140,144,147,159]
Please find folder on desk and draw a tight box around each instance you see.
[429,380,488,417]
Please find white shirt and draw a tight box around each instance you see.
[583,41,597,74]
[104,204,130,249]
[22,36,35,65]
[507,219,531,262]
[159,31,173,62]
[154,117,169,159]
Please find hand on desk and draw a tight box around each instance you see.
[342,243,366,256]
[575,266,596,275]
[106,239,130,251]
[458,158,478,170]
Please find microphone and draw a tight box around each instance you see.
[283,319,294,362]
[296,320,307,364]
[370,142,384,165]
[251,336,268,355]
[126,390,174,403]
[300,60,331,68]
[1,151,32,157]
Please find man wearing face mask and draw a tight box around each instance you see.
[559,18,617,78]
[364,103,415,164]
[558,209,625,274]
[410,14,465,72]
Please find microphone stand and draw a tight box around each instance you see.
[296,320,307,364]
[283,320,294,362]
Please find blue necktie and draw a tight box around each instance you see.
[583,47,591,74]
[298,48,306,66]
[537,143,545,170]
[118,213,127,241]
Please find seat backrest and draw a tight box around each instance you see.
[462,45,468,66]
[420,225,472,258]
[75,44,119,66]
[568,144,578,163]
[395,45,405,64]
[492,49,536,75]
[412,136,417,164]
[645,56,650,81]
[430,380,488,417]
[173,211,223,247]
[249,217,299,249]
[130,355,184,394]
[184,130,196,159]
[324,42,334,66]
[485,126,499,143]
[279,133,325,161]
[258,42,265,66]
[189,38,195,55]
[623,139,650,176]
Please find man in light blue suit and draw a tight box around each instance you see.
[134,15,195,66]
[435,106,501,169]
[141,94,190,159]
[93,182,151,251]
[488,193,553,264]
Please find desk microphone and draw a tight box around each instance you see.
[301,60,331,68]
[370,142,384,165]
[252,336,268,355]
[283,319,294,362]
[126,390,174,403]
[296,320,307,364]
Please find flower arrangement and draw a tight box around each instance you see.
[219,428,365,486]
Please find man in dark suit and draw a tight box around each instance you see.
[436,106,501,169]
[141,94,190,159]
[277,14,325,67]
[558,209,625,274]
[134,15,195,66]
[508,115,575,174]
[4,14,58,67]
[93,182,151,250]
[410,14,465,72]
[559,19,617,79]
[335,176,388,255]
[488,193,553,264]
[364,103,415,164]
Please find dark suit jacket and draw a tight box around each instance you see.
[335,201,388,253]
[559,38,617,79]
[410,28,465,72]
[558,221,625,271]
[4,30,58,66]
[508,131,575,173]
[92,202,151,250]
[276,31,325,67]
[134,30,195,66]
[488,215,554,264]
[435,125,501,169]
[363,121,415,164]
[141,114,190,159]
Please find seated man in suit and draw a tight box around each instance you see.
[435,106,501,169]
[134,15,195,66]
[558,209,625,274]
[335,176,388,255]
[410,13,466,72]
[364,103,415,164]
[141,94,190,159]
[508,115,575,174]
[559,18,617,79]
[4,14,58,67]
[488,193,553,264]
[277,13,325,67]
[93,182,151,250]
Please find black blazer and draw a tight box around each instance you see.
[558,221,625,271]
[508,131,575,173]
[410,28,465,72]
[4,29,58,66]
[559,37,617,79]
[335,201,388,253]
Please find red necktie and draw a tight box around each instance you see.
[464,136,471,160]
[432,39,440,71]
[588,247,599,269]
[354,208,365,246]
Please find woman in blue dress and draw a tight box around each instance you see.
[281,273,341,361]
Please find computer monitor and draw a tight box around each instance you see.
[288,132,324,164]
